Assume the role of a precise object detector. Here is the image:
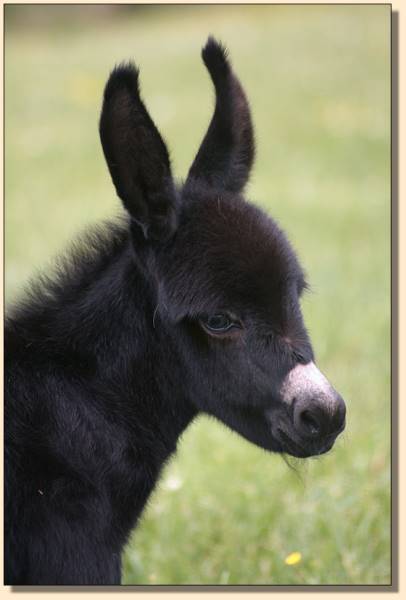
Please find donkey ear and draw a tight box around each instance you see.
[186,38,255,194]
[99,63,177,241]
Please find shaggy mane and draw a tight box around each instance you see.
[6,215,131,324]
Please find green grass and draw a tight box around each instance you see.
[5,5,391,585]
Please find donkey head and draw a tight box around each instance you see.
[99,38,346,458]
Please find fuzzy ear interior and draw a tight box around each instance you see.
[186,37,255,194]
[99,63,178,242]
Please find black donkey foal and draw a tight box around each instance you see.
[5,38,346,585]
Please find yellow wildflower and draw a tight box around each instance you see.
[285,551,302,566]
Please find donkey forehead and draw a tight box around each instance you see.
[182,193,303,282]
[160,193,305,316]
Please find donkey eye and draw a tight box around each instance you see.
[200,313,240,334]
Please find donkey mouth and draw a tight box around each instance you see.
[276,427,336,459]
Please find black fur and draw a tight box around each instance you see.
[5,38,344,585]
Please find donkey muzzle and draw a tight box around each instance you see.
[278,361,346,456]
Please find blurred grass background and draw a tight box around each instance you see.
[5,5,391,585]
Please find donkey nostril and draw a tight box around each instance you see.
[299,410,321,437]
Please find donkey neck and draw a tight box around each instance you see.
[6,221,197,452]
